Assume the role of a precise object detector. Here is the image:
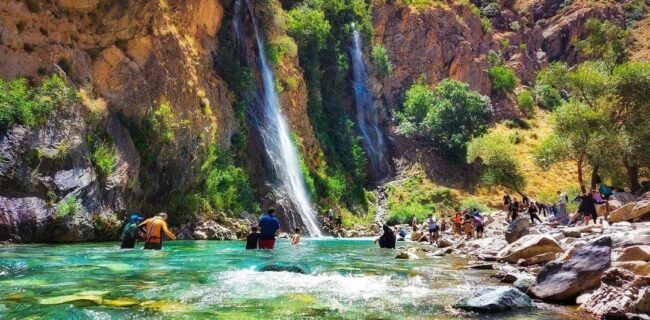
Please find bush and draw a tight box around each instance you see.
[92,143,117,176]
[398,79,492,159]
[482,3,501,18]
[489,65,517,95]
[144,102,188,144]
[516,90,535,115]
[371,45,393,77]
[459,197,490,213]
[55,194,81,220]
[534,84,564,110]
[503,118,531,129]
[481,17,492,34]
[0,75,76,128]
[624,0,647,25]
[202,145,258,214]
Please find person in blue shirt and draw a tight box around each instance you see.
[258,209,280,250]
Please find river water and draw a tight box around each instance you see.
[0,239,582,319]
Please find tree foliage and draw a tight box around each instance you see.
[371,45,392,77]
[576,19,631,72]
[467,132,527,194]
[399,78,492,159]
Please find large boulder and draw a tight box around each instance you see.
[456,287,534,312]
[497,235,564,264]
[505,217,530,244]
[610,192,638,205]
[609,202,638,223]
[612,261,650,277]
[580,268,650,318]
[192,220,236,240]
[616,245,650,262]
[529,236,612,302]
[609,201,650,223]
[259,263,307,274]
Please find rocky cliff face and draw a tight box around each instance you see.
[0,0,239,242]
[372,0,623,120]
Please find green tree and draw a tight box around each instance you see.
[287,6,331,50]
[399,79,492,159]
[576,19,631,72]
[534,100,609,191]
[489,65,517,95]
[467,132,527,195]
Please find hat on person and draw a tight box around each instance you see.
[129,214,144,223]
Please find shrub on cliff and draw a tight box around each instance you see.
[0,75,77,129]
[54,194,81,220]
[371,45,392,78]
[398,78,492,160]
[287,6,331,51]
[534,84,564,110]
[516,90,535,116]
[489,65,517,95]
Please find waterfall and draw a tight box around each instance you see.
[349,29,390,182]
[233,0,322,237]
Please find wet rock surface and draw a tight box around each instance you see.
[457,287,534,312]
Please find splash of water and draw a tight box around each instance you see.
[236,0,322,237]
[350,29,390,182]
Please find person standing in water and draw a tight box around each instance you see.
[375,224,396,249]
[291,228,301,245]
[245,226,261,250]
[120,214,143,249]
[426,215,439,244]
[139,212,176,250]
[258,209,280,250]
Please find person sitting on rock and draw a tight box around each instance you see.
[291,228,301,245]
[375,224,396,249]
[120,214,144,249]
[245,226,261,250]
[139,212,176,250]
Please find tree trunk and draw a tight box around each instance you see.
[578,154,586,194]
[590,165,600,190]
[623,157,641,193]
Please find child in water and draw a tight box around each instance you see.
[291,228,301,244]
[246,226,261,250]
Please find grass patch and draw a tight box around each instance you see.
[54,194,81,220]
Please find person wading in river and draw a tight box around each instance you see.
[139,212,176,250]
[258,209,280,250]
[291,228,301,245]
[245,226,261,250]
[120,214,144,249]
[375,224,396,249]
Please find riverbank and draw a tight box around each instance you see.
[393,206,650,319]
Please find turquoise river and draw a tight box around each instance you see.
[0,239,585,319]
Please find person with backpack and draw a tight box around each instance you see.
[120,214,144,249]
[138,212,177,250]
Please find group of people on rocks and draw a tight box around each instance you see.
[501,185,616,228]
[374,207,488,249]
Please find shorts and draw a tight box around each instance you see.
[259,239,276,250]
[144,242,162,250]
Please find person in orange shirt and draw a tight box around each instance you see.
[451,211,463,235]
[138,212,176,250]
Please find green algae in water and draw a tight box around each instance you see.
[0,239,582,319]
